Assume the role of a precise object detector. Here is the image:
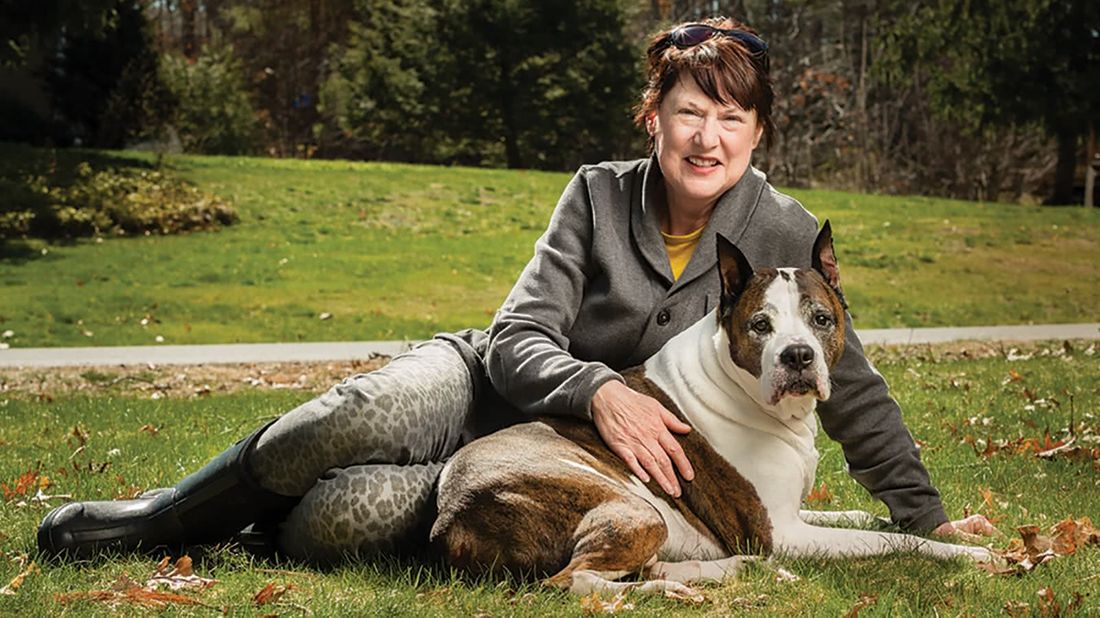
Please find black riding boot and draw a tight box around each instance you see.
[37,420,299,559]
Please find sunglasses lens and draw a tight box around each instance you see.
[667,24,768,58]
[671,25,716,48]
[735,32,768,55]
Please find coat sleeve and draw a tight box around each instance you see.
[765,189,948,534]
[816,321,950,534]
[485,168,623,419]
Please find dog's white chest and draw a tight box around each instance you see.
[643,313,820,516]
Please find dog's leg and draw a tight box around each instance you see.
[775,520,992,562]
[648,555,759,583]
[798,510,886,529]
[543,498,671,594]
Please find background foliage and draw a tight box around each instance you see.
[1,0,1096,203]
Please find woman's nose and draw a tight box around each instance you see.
[693,115,720,148]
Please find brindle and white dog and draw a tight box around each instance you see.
[431,222,991,596]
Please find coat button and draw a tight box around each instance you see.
[657,309,671,326]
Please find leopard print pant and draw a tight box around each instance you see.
[248,338,475,563]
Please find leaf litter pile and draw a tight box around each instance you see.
[0,357,390,401]
[48,555,300,611]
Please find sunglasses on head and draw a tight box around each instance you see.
[656,24,769,59]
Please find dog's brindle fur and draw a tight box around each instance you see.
[432,222,988,595]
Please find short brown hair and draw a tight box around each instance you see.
[634,17,774,151]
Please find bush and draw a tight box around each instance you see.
[161,47,259,155]
[0,163,237,239]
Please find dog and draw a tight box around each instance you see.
[431,222,992,596]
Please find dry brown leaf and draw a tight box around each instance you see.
[0,560,39,595]
[842,594,878,618]
[253,582,295,606]
[145,555,215,591]
[1036,586,1084,617]
[579,591,634,614]
[804,481,834,507]
[985,516,1100,576]
[55,570,216,609]
[1018,525,1053,556]
[2,469,40,501]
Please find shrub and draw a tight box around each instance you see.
[161,47,259,155]
[0,163,237,239]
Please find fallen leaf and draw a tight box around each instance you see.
[56,558,217,609]
[804,481,833,506]
[984,516,1100,576]
[1035,587,1082,616]
[145,555,215,591]
[253,582,295,606]
[0,559,39,595]
[843,593,878,618]
[2,468,40,501]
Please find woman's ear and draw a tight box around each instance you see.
[751,121,764,148]
[646,112,657,136]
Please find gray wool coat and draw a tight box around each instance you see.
[480,157,948,534]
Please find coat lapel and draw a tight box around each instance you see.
[631,157,675,285]
[670,165,767,293]
[632,155,769,294]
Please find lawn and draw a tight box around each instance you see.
[1,143,1099,348]
[0,341,1097,615]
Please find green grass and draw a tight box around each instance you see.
[1,346,1097,615]
[1,143,1099,348]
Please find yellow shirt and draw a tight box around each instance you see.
[661,224,706,281]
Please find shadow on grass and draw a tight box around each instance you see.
[0,141,155,184]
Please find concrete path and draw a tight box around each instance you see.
[2,324,1098,368]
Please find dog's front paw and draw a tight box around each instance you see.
[963,544,996,563]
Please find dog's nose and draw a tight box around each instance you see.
[780,344,815,370]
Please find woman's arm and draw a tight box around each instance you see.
[486,168,622,419]
[815,321,950,534]
[486,167,694,495]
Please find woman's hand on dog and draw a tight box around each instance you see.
[591,380,695,497]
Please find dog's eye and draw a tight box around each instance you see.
[813,313,834,328]
[750,317,772,334]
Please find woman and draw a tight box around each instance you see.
[38,17,992,563]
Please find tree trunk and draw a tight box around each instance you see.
[180,0,198,60]
[1051,125,1078,205]
[498,54,522,169]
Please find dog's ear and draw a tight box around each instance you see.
[717,233,754,313]
[811,220,847,308]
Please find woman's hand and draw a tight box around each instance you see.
[591,380,695,496]
[931,514,1000,542]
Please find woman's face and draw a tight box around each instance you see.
[650,74,763,214]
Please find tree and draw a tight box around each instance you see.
[1,0,119,67]
[44,0,173,147]
[435,0,642,169]
[318,0,439,161]
[877,0,1100,204]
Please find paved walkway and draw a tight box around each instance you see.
[2,324,1098,368]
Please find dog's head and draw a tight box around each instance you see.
[716,222,847,419]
